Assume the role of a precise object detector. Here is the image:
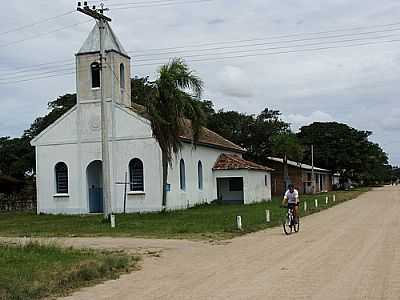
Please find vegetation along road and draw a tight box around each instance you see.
[55,186,400,300]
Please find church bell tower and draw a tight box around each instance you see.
[75,21,131,107]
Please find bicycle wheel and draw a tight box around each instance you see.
[282,216,292,235]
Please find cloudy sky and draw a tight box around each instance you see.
[1,0,400,165]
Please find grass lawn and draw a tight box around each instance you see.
[0,242,139,300]
[0,188,369,240]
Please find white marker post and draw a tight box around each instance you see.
[266,210,271,223]
[333,194,336,202]
[237,216,243,230]
[325,196,329,205]
[315,199,318,208]
[110,215,116,228]
[304,201,307,212]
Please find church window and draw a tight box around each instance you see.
[180,159,186,191]
[91,62,101,88]
[129,158,144,192]
[120,63,125,89]
[55,162,68,194]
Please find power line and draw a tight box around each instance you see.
[111,0,214,10]
[108,0,192,7]
[0,62,75,77]
[3,20,400,76]
[132,32,400,62]
[2,25,400,78]
[0,10,76,36]
[132,21,400,53]
[134,37,400,67]
[0,20,93,48]
[2,36,400,84]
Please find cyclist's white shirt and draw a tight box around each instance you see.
[284,189,299,204]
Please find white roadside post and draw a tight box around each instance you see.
[110,215,116,228]
[326,196,329,205]
[266,210,271,223]
[315,199,318,208]
[304,201,307,212]
[237,216,243,230]
[333,194,336,202]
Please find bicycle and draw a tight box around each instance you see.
[281,204,300,235]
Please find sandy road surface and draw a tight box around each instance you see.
[49,186,400,299]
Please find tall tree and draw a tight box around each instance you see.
[0,94,77,179]
[271,133,304,190]
[206,107,290,165]
[144,58,205,209]
[298,122,389,183]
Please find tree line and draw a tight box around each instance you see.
[0,60,394,193]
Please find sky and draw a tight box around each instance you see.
[1,0,400,165]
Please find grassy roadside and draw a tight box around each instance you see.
[0,242,139,300]
[0,188,369,240]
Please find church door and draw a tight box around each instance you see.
[86,160,104,213]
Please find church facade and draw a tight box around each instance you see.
[31,22,272,214]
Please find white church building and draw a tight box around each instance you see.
[31,22,273,214]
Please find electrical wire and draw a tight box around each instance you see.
[3,19,400,76]
[134,37,400,67]
[135,29,400,62]
[132,21,400,53]
[0,10,76,36]
[111,0,213,10]
[2,36,400,85]
[0,20,93,48]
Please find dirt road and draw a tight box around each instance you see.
[60,186,400,300]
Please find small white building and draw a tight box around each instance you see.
[31,22,272,214]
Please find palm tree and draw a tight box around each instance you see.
[145,58,205,209]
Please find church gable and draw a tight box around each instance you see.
[114,104,153,139]
[31,106,78,146]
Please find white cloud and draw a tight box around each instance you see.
[285,111,335,131]
[216,65,254,98]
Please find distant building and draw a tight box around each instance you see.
[266,157,333,196]
[30,22,273,214]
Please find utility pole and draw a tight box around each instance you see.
[77,2,112,220]
[311,144,315,194]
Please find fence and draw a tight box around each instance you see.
[0,181,36,212]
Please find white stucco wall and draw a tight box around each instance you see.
[245,171,272,204]
[213,169,272,205]
[165,143,240,210]
[33,102,271,214]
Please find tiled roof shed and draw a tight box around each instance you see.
[213,154,274,172]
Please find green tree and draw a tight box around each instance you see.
[271,133,304,190]
[298,122,389,183]
[0,94,77,179]
[144,58,205,208]
[206,107,290,165]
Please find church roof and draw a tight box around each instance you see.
[130,103,246,153]
[77,22,129,58]
[213,153,274,172]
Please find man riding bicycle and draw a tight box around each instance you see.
[282,184,299,223]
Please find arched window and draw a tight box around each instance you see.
[198,161,203,190]
[129,158,144,192]
[55,162,68,194]
[91,62,100,88]
[120,63,125,89]
[180,159,186,191]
